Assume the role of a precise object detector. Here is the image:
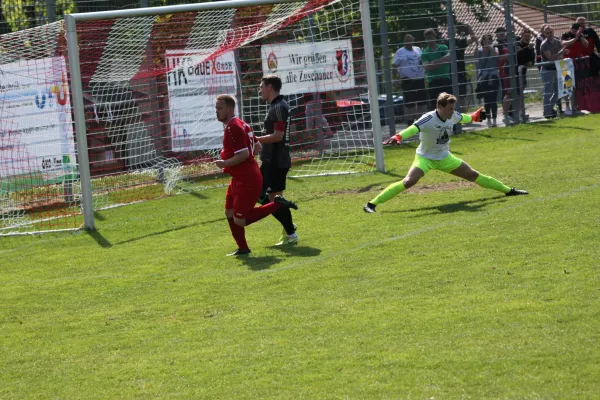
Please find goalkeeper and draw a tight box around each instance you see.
[364,92,528,213]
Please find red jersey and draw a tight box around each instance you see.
[562,32,596,58]
[567,41,586,59]
[220,117,259,177]
[582,35,596,56]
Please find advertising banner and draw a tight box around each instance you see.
[261,40,356,95]
[0,56,76,189]
[556,58,575,98]
[166,50,237,152]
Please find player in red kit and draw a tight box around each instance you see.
[214,94,298,256]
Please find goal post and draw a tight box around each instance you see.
[359,0,384,173]
[65,15,94,231]
[1,0,384,235]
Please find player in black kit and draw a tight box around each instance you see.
[256,75,299,245]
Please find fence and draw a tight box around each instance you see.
[373,0,600,137]
[3,0,600,127]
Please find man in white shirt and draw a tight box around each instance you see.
[393,34,429,127]
[364,93,528,213]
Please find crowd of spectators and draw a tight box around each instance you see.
[391,16,599,126]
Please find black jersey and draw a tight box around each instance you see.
[260,95,291,168]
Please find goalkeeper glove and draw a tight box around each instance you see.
[383,133,402,145]
[470,107,486,123]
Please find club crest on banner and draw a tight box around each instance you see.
[335,48,351,83]
[267,52,278,72]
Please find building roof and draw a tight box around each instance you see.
[440,0,535,55]
[511,1,599,34]
[441,0,599,56]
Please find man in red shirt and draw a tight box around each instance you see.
[214,94,298,256]
[561,23,589,115]
[562,23,589,59]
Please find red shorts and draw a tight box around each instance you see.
[225,169,262,219]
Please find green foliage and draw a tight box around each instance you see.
[0,0,75,32]
[1,115,600,398]
[1,0,30,32]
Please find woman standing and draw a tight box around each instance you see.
[476,34,501,127]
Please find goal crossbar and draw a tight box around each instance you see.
[66,0,337,23]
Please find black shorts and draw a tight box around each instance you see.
[401,78,428,106]
[458,72,468,96]
[260,164,289,193]
[427,77,453,106]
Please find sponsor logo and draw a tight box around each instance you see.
[267,52,278,72]
[35,92,47,109]
[212,56,235,75]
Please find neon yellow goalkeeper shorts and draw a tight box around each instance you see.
[411,153,464,174]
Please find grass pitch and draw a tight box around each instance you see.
[1,115,599,399]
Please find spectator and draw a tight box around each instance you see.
[421,28,453,110]
[494,26,516,126]
[576,16,600,53]
[562,23,589,59]
[476,34,501,127]
[446,24,478,102]
[562,23,589,115]
[540,25,569,118]
[536,24,548,65]
[392,33,428,126]
[515,29,536,121]
[536,24,564,112]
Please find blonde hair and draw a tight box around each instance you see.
[437,92,457,108]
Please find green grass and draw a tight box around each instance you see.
[1,116,600,399]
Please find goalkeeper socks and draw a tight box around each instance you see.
[245,202,282,225]
[227,217,249,251]
[370,181,406,205]
[475,174,511,193]
[272,207,296,235]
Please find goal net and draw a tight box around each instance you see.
[0,0,376,235]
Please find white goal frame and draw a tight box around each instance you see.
[64,0,384,232]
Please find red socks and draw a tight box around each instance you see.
[245,202,282,225]
[227,202,283,250]
[227,217,248,251]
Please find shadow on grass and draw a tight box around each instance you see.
[550,125,594,131]
[266,245,322,257]
[299,179,406,204]
[88,230,112,248]
[240,255,282,271]
[380,171,405,179]
[385,196,506,215]
[94,211,106,221]
[89,217,225,247]
[468,131,537,141]
[177,185,208,200]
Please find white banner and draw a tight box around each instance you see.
[261,40,356,95]
[556,58,575,98]
[0,56,76,185]
[166,50,237,152]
